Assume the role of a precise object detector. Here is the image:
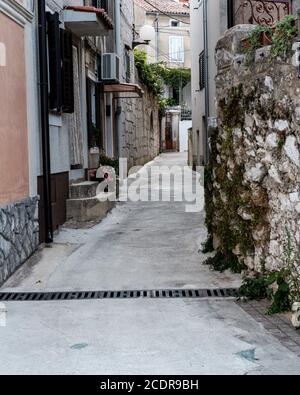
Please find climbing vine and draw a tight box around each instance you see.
[134,49,191,115]
[203,83,277,274]
[271,15,297,58]
[244,15,297,63]
[238,230,300,315]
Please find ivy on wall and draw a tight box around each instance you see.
[134,49,191,115]
[244,15,297,64]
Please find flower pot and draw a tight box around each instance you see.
[262,31,272,46]
[241,37,251,50]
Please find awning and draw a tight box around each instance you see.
[64,6,114,37]
[103,83,144,98]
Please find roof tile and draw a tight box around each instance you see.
[134,0,190,16]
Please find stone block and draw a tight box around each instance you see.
[70,181,99,199]
[67,195,115,223]
[0,196,39,286]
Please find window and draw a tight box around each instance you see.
[47,12,62,111]
[169,36,184,63]
[124,47,131,83]
[91,0,108,12]
[61,29,74,113]
[199,50,205,91]
[170,20,180,27]
[46,12,74,113]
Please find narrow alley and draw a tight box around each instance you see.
[3,0,300,379]
[1,153,300,375]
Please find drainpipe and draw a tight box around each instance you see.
[203,0,210,163]
[155,13,159,63]
[227,0,234,29]
[37,0,53,243]
[115,0,122,159]
[115,0,121,56]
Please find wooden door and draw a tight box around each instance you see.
[38,172,69,243]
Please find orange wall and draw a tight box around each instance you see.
[0,12,29,205]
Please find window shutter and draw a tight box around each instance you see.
[199,51,205,91]
[61,29,74,114]
[47,12,62,111]
[92,0,108,12]
[169,36,184,63]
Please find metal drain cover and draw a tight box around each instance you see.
[0,288,238,302]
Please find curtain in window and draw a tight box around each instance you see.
[169,36,184,63]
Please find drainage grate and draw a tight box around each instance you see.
[0,288,238,302]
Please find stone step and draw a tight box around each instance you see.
[69,181,99,199]
[66,194,115,223]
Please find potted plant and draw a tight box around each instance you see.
[242,24,273,50]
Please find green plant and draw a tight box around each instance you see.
[271,15,297,58]
[157,97,177,117]
[99,155,119,176]
[204,250,246,274]
[238,275,269,300]
[134,49,191,116]
[267,269,291,315]
[243,16,297,64]
[134,49,164,98]
[237,231,300,314]
[149,62,191,90]
[244,25,272,64]
[202,235,214,254]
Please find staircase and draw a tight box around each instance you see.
[66,181,115,225]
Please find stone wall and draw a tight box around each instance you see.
[207,25,300,273]
[121,77,161,169]
[119,0,160,169]
[0,197,39,285]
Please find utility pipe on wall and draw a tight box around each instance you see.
[227,0,234,29]
[37,0,53,243]
[114,0,122,159]
[203,0,210,163]
[155,12,159,63]
[115,0,121,56]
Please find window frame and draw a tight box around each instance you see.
[169,35,184,64]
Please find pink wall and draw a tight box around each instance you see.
[0,12,29,205]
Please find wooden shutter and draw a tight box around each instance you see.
[61,29,74,114]
[169,36,184,63]
[92,0,108,11]
[199,51,205,91]
[86,77,94,148]
[47,12,62,111]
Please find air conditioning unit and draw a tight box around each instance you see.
[101,53,120,83]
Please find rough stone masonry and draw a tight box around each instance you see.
[0,197,39,285]
[206,25,300,274]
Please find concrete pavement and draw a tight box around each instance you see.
[2,153,240,292]
[1,152,300,374]
[1,299,300,375]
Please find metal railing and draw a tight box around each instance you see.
[181,107,192,121]
[234,0,293,26]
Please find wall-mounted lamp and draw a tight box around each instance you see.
[133,25,155,49]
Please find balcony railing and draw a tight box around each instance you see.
[233,0,293,26]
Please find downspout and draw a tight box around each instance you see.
[227,0,234,29]
[115,0,122,158]
[37,0,53,243]
[203,0,210,163]
[115,0,121,56]
[155,12,159,63]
